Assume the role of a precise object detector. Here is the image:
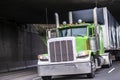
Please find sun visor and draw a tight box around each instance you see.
[72,8,104,25]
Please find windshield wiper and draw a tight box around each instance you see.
[76,34,84,37]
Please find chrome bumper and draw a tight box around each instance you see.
[38,61,91,76]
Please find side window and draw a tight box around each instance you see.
[89,28,92,36]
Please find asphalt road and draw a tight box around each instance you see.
[0,61,120,80]
[54,61,120,80]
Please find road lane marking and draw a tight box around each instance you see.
[32,77,41,80]
[108,68,115,74]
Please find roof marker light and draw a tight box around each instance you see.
[63,21,67,25]
[78,19,82,24]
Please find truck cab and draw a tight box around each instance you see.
[38,8,112,80]
[58,23,95,56]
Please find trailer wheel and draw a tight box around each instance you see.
[87,56,95,78]
[115,56,120,61]
[41,76,52,80]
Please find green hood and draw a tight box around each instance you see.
[75,36,89,53]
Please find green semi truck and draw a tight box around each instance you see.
[37,7,117,80]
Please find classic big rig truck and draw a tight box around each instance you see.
[38,7,120,80]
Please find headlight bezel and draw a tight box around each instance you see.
[38,54,49,61]
[76,50,89,58]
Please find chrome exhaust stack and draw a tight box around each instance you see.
[93,7,100,51]
[69,11,73,24]
[55,13,60,28]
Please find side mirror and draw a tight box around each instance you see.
[46,29,58,39]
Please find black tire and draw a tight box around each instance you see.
[87,56,95,78]
[115,56,120,61]
[41,76,52,80]
[87,71,95,78]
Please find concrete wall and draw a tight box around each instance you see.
[0,23,47,72]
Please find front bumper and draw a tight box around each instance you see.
[38,61,91,76]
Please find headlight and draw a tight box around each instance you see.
[38,54,48,61]
[76,51,89,58]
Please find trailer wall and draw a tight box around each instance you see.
[71,7,120,50]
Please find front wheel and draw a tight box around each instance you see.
[87,71,95,78]
[41,76,52,80]
[87,56,95,78]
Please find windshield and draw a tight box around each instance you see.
[60,28,71,37]
[72,27,87,36]
[59,27,87,37]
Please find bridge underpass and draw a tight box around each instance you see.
[0,0,120,24]
[0,0,120,80]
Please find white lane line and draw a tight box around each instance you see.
[32,77,41,80]
[108,68,115,74]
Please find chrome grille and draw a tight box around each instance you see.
[49,40,74,62]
